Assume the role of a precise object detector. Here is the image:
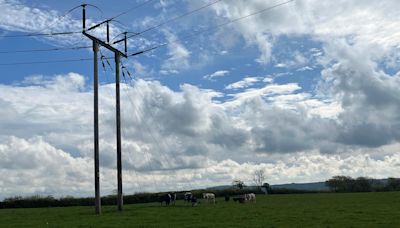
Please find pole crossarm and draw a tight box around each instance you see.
[82,32,127,58]
[86,19,111,31]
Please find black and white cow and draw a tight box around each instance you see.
[159,194,171,206]
[170,192,177,205]
[184,192,192,204]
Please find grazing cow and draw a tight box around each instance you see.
[245,193,256,203]
[225,195,230,202]
[232,195,245,203]
[170,192,177,205]
[202,193,216,204]
[191,196,198,207]
[159,194,171,206]
[184,192,192,204]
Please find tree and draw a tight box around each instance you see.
[387,177,400,191]
[253,170,266,189]
[354,177,372,192]
[325,176,354,192]
[232,179,245,189]
[262,183,271,194]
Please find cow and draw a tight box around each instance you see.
[202,193,216,204]
[159,193,171,206]
[170,192,177,205]
[184,192,192,204]
[191,195,198,207]
[233,196,245,203]
[245,193,256,203]
[225,195,230,202]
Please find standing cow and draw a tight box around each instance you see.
[184,192,192,204]
[245,193,256,203]
[159,194,171,206]
[170,192,177,205]
[202,193,216,204]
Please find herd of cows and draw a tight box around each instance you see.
[159,192,257,207]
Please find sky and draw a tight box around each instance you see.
[0,0,400,199]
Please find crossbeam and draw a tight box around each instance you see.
[82,32,127,58]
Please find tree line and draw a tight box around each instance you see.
[325,176,400,192]
[0,189,262,209]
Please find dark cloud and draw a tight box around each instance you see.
[320,41,400,148]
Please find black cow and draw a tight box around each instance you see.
[225,195,230,202]
[191,196,198,207]
[170,192,177,205]
[159,194,171,206]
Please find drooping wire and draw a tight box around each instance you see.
[0,57,92,66]
[0,31,81,38]
[0,46,91,54]
[110,0,156,20]
[0,0,294,66]
[0,3,101,38]
[121,62,194,191]
[84,0,155,34]
[104,62,161,192]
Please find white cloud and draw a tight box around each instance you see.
[225,76,263,90]
[0,0,125,47]
[206,0,400,65]
[297,66,313,72]
[275,51,309,69]
[1,70,400,198]
[2,0,400,199]
[160,30,191,74]
[203,70,230,80]
[226,83,301,106]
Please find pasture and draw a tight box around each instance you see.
[1,192,399,227]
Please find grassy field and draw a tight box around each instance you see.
[1,192,399,227]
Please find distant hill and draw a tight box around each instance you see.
[271,182,329,191]
[206,178,400,192]
[207,181,329,191]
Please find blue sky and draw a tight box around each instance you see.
[1,0,400,199]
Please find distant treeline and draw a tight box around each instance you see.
[325,176,400,193]
[0,189,262,209]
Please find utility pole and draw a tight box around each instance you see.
[93,40,101,215]
[82,6,128,213]
[115,53,123,211]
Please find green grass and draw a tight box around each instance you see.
[1,192,400,227]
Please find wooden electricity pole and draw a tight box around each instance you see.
[82,5,128,213]
[93,40,101,214]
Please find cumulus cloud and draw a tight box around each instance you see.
[2,0,400,199]
[0,0,123,46]
[318,40,400,148]
[225,76,264,90]
[205,0,400,65]
[203,70,230,81]
[1,68,400,199]
[160,30,191,74]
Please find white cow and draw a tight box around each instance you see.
[245,193,256,203]
[202,193,216,203]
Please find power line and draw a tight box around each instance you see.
[0,45,90,54]
[129,0,295,56]
[0,31,81,38]
[112,0,156,20]
[125,0,222,40]
[0,3,103,39]
[0,3,81,38]
[0,57,92,66]
[0,0,294,66]
[85,0,155,33]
